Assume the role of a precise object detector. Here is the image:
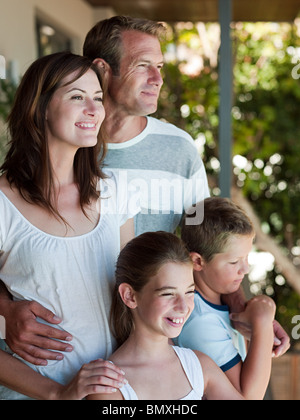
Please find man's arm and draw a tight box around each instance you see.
[272,319,290,357]
[0,280,73,365]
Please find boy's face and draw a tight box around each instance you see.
[199,234,254,299]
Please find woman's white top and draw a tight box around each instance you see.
[119,346,204,400]
[0,172,140,399]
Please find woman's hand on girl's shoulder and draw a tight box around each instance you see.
[55,359,127,400]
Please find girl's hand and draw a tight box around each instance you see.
[54,359,127,400]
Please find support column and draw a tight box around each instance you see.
[218,0,233,198]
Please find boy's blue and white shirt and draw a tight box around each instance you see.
[174,291,246,372]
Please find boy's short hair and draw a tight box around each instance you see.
[182,197,254,262]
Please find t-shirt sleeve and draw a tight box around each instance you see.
[177,313,241,372]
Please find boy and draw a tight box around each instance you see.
[174,197,276,400]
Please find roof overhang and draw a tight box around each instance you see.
[84,0,300,22]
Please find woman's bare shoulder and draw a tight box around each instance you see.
[0,174,8,189]
[0,175,18,199]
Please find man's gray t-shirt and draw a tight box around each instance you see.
[103,116,210,235]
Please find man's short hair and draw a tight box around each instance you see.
[83,15,166,75]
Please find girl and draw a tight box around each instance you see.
[0,51,137,399]
[88,231,244,400]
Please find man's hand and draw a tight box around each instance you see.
[1,299,73,365]
[271,319,290,357]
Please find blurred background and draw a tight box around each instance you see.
[1,0,300,400]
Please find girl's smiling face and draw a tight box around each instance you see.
[132,262,195,339]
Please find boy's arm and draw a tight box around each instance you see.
[226,295,276,400]
[221,287,247,313]
[224,287,290,357]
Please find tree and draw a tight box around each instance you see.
[156,21,300,343]
[0,79,16,164]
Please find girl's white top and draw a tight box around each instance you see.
[0,172,140,399]
[119,346,204,400]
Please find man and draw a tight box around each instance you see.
[83,16,210,235]
[0,16,289,367]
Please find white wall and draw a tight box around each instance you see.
[0,0,115,79]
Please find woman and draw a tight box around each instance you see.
[0,51,137,399]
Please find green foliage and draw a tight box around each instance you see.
[232,24,300,272]
[0,79,16,121]
[231,23,300,340]
[0,79,16,164]
[156,21,300,343]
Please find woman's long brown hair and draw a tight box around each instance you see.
[0,51,106,222]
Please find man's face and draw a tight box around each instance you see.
[108,30,164,117]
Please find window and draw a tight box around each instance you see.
[36,18,72,57]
